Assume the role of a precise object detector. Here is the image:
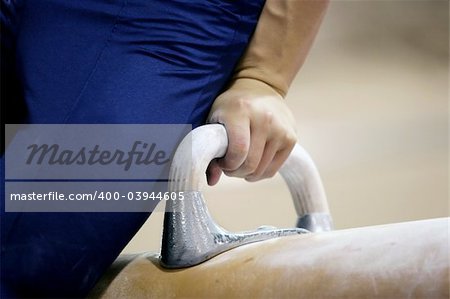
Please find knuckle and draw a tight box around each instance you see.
[263,111,274,125]
[222,143,248,170]
[236,97,250,110]
[243,159,258,173]
[227,130,249,156]
[283,131,298,146]
[231,141,248,158]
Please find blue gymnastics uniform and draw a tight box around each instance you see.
[1,0,265,297]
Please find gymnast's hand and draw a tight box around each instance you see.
[205,78,297,185]
[205,0,328,185]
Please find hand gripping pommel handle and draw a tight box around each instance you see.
[160,124,333,268]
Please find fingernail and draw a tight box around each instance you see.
[245,176,255,182]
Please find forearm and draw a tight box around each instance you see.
[232,0,329,97]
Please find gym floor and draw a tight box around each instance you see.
[123,0,449,253]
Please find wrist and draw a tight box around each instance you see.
[228,75,287,99]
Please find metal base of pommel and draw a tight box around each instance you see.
[160,191,309,269]
[297,213,334,232]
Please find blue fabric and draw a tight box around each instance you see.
[0,0,265,297]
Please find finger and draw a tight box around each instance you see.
[206,159,222,186]
[247,128,297,181]
[244,140,279,182]
[259,143,295,179]
[224,115,269,178]
[218,118,250,172]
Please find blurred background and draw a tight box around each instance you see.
[123,0,449,253]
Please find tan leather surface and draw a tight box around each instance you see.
[92,218,449,298]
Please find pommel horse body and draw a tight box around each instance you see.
[91,125,449,298]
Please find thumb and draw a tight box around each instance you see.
[206,159,223,186]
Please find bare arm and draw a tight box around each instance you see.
[207,0,329,185]
[233,0,329,96]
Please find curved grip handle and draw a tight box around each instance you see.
[168,124,332,232]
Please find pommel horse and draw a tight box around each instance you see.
[91,124,449,298]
